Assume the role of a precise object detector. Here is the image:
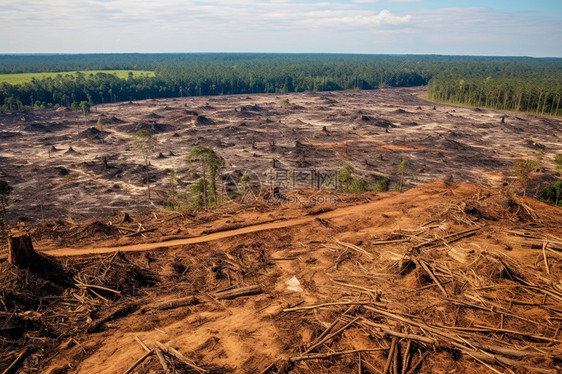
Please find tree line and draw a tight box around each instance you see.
[427,58,562,115]
[0,54,561,115]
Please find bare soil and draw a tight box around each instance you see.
[0,87,560,221]
[1,181,562,373]
[1,88,562,373]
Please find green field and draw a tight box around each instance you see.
[0,70,155,85]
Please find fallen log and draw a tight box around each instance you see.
[140,296,199,313]
[290,348,388,362]
[87,301,140,333]
[215,285,261,300]
[283,301,379,312]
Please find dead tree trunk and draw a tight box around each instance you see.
[8,234,38,268]
[215,285,262,300]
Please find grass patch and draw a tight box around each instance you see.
[0,70,155,85]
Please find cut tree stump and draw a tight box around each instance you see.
[7,234,38,268]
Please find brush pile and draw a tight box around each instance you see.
[1,182,561,373]
[266,190,562,373]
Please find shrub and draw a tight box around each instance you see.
[556,154,562,177]
[541,180,562,207]
[373,178,389,192]
[348,178,369,193]
[513,158,541,196]
[337,165,369,193]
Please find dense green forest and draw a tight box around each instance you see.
[427,59,562,116]
[0,54,560,115]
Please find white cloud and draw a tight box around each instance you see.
[0,0,560,55]
[0,0,412,46]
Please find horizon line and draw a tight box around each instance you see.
[1,52,561,59]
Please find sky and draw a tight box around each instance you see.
[1,0,561,57]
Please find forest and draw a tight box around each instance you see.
[0,53,561,115]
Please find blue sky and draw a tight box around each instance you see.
[1,0,561,56]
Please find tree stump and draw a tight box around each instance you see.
[8,234,38,268]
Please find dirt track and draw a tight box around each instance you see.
[40,198,385,257]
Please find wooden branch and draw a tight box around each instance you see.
[412,227,481,252]
[290,348,388,362]
[460,348,557,374]
[401,339,412,374]
[522,285,562,304]
[155,341,207,373]
[306,317,340,352]
[362,306,551,361]
[444,297,545,327]
[449,327,552,360]
[416,259,448,297]
[301,317,360,356]
[542,240,551,275]
[392,336,400,374]
[215,285,261,300]
[135,336,150,352]
[447,247,473,264]
[444,325,562,343]
[0,311,41,321]
[358,319,436,345]
[74,280,122,296]
[283,301,377,313]
[87,302,139,333]
[383,337,397,374]
[405,351,428,374]
[141,296,199,312]
[335,240,374,259]
[123,349,153,374]
[259,362,276,374]
[2,348,30,374]
[331,279,381,297]
[154,347,171,374]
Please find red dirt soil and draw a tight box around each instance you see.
[2,181,561,373]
